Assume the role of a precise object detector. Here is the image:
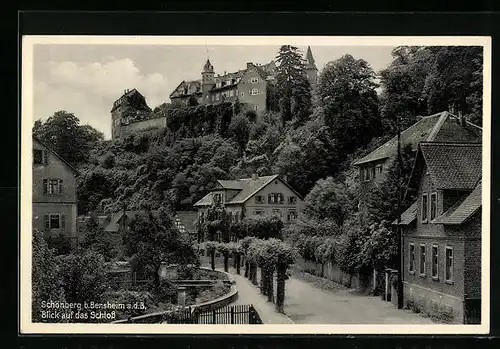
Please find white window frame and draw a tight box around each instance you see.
[445,246,454,283]
[250,88,259,95]
[431,244,439,280]
[409,243,415,274]
[250,77,259,84]
[430,192,437,221]
[375,164,383,175]
[419,243,426,277]
[421,193,429,223]
[46,213,63,230]
[287,209,298,222]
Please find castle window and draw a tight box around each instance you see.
[254,105,258,111]
[250,77,259,84]
[287,209,298,222]
[250,88,259,95]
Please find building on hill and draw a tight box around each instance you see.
[169,46,318,122]
[32,136,79,245]
[353,111,482,197]
[394,141,482,324]
[111,88,165,140]
[193,174,305,241]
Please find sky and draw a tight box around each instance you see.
[33,44,395,139]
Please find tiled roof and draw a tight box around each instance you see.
[193,175,280,207]
[353,111,482,166]
[420,142,482,190]
[434,180,482,225]
[353,112,444,166]
[104,210,159,232]
[392,201,418,226]
[169,80,202,98]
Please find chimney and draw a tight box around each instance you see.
[247,62,253,69]
[458,110,467,126]
[251,173,258,180]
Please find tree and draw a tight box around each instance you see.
[275,45,312,127]
[318,54,380,157]
[56,249,107,306]
[80,212,118,262]
[228,113,252,157]
[33,111,104,167]
[124,207,199,288]
[32,230,65,322]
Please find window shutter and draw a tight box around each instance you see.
[44,215,50,230]
[61,215,66,230]
[42,150,48,165]
[42,179,47,195]
[59,179,63,194]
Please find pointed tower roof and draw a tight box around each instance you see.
[305,46,317,70]
[203,59,214,73]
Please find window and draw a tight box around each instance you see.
[229,90,234,97]
[421,194,428,222]
[268,193,284,204]
[445,246,454,282]
[364,168,371,182]
[250,77,259,84]
[241,92,244,97]
[250,88,259,95]
[430,193,437,221]
[375,164,383,175]
[255,195,265,204]
[272,209,282,218]
[254,209,264,216]
[288,196,297,205]
[213,193,223,204]
[432,245,439,279]
[409,243,415,273]
[43,179,63,195]
[287,209,298,222]
[371,166,376,179]
[253,105,259,111]
[419,244,426,276]
[33,149,47,165]
[44,214,65,230]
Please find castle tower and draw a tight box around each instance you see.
[201,59,214,104]
[305,46,318,87]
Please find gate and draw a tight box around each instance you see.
[194,304,262,324]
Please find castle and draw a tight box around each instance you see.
[111,46,318,140]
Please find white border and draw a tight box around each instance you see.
[20,35,491,334]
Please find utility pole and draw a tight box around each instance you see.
[396,113,403,309]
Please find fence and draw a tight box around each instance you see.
[194,304,262,324]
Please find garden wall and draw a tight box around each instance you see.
[294,257,372,292]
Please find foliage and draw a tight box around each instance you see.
[56,249,108,305]
[33,110,104,167]
[45,234,73,255]
[80,212,119,261]
[195,281,230,304]
[32,230,65,322]
[228,113,252,156]
[357,220,398,270]
[317,54,381,157]
[124,207,199,287]
[275,45,312,126]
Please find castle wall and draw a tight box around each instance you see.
[121,117,167,138]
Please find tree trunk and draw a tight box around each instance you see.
[236,254,241,275]
[224,254,229,272]
[154,265,161,289]
[260,267,267,295]
[267,268,274,303]
[210,250,215,270]
[251,264,258,285]
[276,264,286,313]
[244,261,249,278]
[233,255,237,269]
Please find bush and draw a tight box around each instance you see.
[46,234,72,255]
[154,280,178,304]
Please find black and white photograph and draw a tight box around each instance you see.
[20,36,491,334]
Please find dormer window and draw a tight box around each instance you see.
[421,193,428,222]
[213,193,223,204]
[430,193,437,221]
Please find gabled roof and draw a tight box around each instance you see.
[169,80,202,98]
[434,180,482,225]
[392,201,418,226]
[193,174,303,207]
[420,142,482,190]
[104,210,159,232]
[33,135,79,175]
[353,111,482,166]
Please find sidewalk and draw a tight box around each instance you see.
[228,268,294,324]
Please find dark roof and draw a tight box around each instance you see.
[434,180,482,225]
[169,80,202,99]
[194,175,303,207]
[104,210,159,232]
[420,142,482,190]
[392,201,418,226]
[33,135,79,175]
[353,111,482,166]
